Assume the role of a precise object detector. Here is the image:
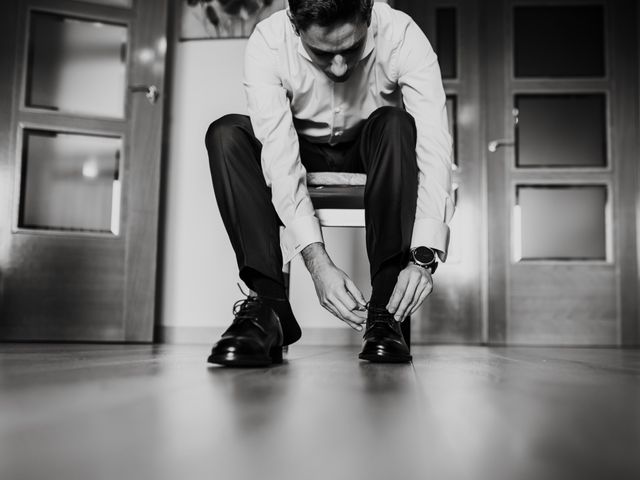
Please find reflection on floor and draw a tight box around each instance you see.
[0,344,639,480]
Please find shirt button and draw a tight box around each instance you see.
[334,107,341,113]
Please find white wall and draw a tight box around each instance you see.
[160,38,369,343]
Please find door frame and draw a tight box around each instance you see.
[394,0,486,344]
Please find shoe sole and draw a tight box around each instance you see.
[358,352,412,363]
[208,346,283,367]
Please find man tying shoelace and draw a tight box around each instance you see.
[205,0,455,367]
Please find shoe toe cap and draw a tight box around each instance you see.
[360,333,411,362]
[361,339,407,357]
[211,336,265,357]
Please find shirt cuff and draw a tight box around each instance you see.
[280,214,325,266]
[410,218,451,263]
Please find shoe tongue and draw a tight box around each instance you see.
[234,297,263,316]
[368,305,392,320]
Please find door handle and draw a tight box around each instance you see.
[488,139,515,152]
[130,85,159,104]
[488,108,519,152]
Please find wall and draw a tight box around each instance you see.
[160,37,370,344]
[160,0,640,346]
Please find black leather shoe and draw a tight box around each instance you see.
[208,295,284,367]
[358,306,412,363]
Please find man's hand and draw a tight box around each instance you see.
[386,263,433,322]
[301,243,368,331]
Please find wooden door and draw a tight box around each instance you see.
[485,0,639,345]
[395,0,639,345]
[0,0,169,341]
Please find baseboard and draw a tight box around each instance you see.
[156,325,363,346]
[155,326,225,344]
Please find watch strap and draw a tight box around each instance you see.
[410,247,438,274]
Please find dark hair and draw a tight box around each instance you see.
[288,0,373,32]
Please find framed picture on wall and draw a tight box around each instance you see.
[180,0,287,40]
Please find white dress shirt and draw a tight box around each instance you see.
[243,2,455,268]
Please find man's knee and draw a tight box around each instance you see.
[204,113,251,152]
[368,106,416,135]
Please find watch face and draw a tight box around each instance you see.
[413,246,436,264]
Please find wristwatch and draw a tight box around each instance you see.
[409,246,438,274]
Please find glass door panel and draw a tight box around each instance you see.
[27,11,128,118]
[19,129,122,234]
[436,7,457,79]
[513,5,605,77]
[515,94,607,168]
[514,185,608,261]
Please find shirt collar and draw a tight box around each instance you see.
[296,23,375,63]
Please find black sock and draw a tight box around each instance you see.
[243,268,301,345]
[370,257,402,308]
[250,272,287,299]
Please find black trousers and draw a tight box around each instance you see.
[205,105,418,310]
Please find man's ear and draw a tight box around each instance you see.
[286,9,300,36]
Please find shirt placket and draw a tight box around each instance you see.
[330,83,345,145]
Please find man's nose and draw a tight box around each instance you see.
[329,54,348,77]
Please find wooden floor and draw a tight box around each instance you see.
[1,344,639,480]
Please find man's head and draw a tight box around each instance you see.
[288,0,374,82]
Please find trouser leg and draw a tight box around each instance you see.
[357,106,419,307]
[205,114,284,284]
[205,114,301,344]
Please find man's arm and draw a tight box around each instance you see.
[385,15,456,321]
[301,243,367,330]
[396,16,456,261]
[244,26,366,329]
[244,27,323,255]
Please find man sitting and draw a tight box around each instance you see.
[205,0,455,366]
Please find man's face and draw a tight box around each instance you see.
[298,18,368,83]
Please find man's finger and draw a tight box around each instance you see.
[405,283,424,318]
[386,275,408,314]
[330,294,366,327]
[321,295,363,331]
[344,278,367,309]
[408,282,431,316]
[335,288,358,312]
[321,300,341,320]
[333,288,366,321]
[321,298,350,325]
[334,291,367,323]
[395,275,420,321]
[335,308,365,331]
[407,280,429,317]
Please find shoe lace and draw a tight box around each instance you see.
[231,284,286,331]
[365,302,397,330]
